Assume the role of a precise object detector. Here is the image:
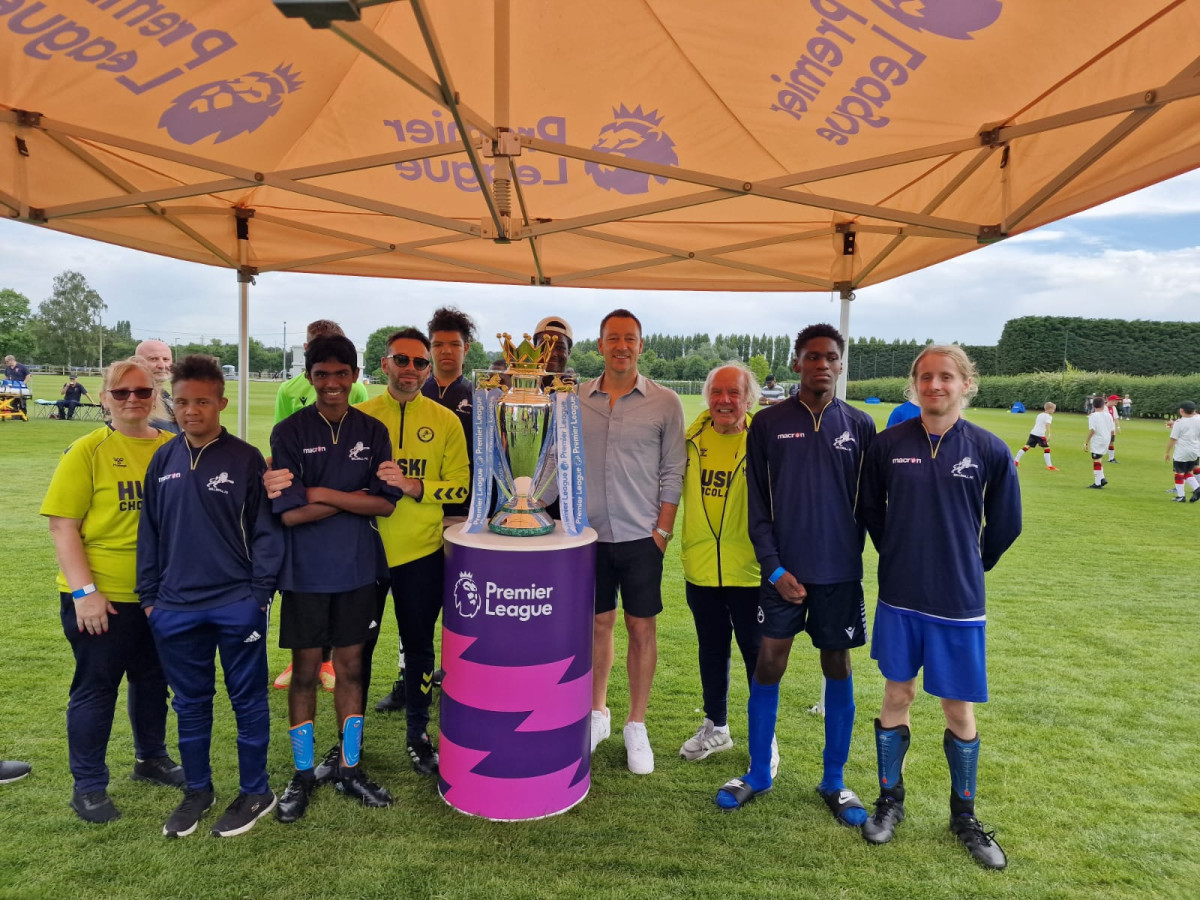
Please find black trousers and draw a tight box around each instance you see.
[60,594,171,793]
[362,549,443,741]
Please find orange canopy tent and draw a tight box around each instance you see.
[3,0,1200,432]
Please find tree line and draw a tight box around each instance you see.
[7,273,1197,383]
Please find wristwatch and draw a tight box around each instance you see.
[654,527,673,542]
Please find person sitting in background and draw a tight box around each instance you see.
[40,355,185,824]
[759,374,784,405]
[4,353,30,415]
[56,375,91,420]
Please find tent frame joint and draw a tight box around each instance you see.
[238,265,258,285]
[977,224,1007,244]
[834,281,855,301]
[13,109,42,128]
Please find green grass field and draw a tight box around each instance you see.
[0,380,1196,900]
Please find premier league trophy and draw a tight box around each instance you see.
[464,332,588,537]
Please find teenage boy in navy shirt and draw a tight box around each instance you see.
[138,355,284,838]
[857,345,1021,870]
[715,324,875,825]
[269,335,400,822]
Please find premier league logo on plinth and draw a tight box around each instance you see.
[464,332,588,538]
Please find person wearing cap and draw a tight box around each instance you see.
[759,375,785,406]
[56,375,91,420]
[535,315,575,378]
[1104,395,1121,462]
[581,309,686,775]
[1165,401,1200,503]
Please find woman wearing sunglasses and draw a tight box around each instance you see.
[41,356,184,823]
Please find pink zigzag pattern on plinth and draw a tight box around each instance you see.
[441,628,591,732]
[440,734,587,820]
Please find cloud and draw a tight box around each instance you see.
[2,170,1199,352]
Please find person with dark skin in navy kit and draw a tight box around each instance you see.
[269,335,401,822]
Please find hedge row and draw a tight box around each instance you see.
[846,371,1200,418]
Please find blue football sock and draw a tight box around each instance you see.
[289,721,315,773]
[874,718,910,801]
[341,715,364,770]
[716,678,778,809]
[944,729,979,817]
[819,675,866,825]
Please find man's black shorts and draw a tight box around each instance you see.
[1025,434,1048,448]
[1173,458,1199,475]
[279,583,379,649]
[758,580,867,650]
[594,538,664,618]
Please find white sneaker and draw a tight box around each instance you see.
[770,735,780,779]
[679,718,734,761]
[590,708,611,754]
[623,721,655,775]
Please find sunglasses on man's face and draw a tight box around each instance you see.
[108,387,155,400]
[387,354,431,371]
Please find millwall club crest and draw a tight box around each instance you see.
[832,430,856,452]
[159,64,303,145]
[584,104,678,195]
[207,472,234,493]
[453,571,482,619]
[951,456,979,479]
[348,441,369,461]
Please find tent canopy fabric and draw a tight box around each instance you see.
[3,0,1200,295]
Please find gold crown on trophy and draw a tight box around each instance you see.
[496,332,557,372]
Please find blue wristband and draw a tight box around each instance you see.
[768,567,786,585]
[71,583,97,600]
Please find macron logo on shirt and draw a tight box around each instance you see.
[302,446,327,454]
[892,457,922,465]
[158,472,182,483]
[775,432,806,440]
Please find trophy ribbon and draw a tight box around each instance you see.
[554,390,589,536]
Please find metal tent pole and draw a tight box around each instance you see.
[235,209,256,439]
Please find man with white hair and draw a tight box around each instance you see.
[135,339,180,434]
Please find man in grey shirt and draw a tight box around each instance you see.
[580,309,686,775]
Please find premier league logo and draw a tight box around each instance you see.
[584,104,678,195]
[159,64,304,145]
[453,571,482,619]
[869,0,1002,40]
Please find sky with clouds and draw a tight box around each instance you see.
[3,170,1199,354]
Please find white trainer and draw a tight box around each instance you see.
[679,718,734,761]
[624,721,655,775]
[770,735,780,779]
[590,708,611,754]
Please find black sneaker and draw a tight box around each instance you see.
[1087,483,1103,489]
[275,773,317,824]
[132,756,186,789]
[407,734,439,776]
[312,744,340,784]
[431,668,446,688]
[334,770,393,808]
[375,679,407,712]
[210,790,277,837]
[950,814,1008,870]
[0,760,31,784]
[1173,496,1187,503]
[1101,478,1108,486]
[861,796,905,845]
[1191,487,1200,503]
[163,787,215,837]
[70,790,120,824]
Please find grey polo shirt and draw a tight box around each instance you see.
[580,373,686,544]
